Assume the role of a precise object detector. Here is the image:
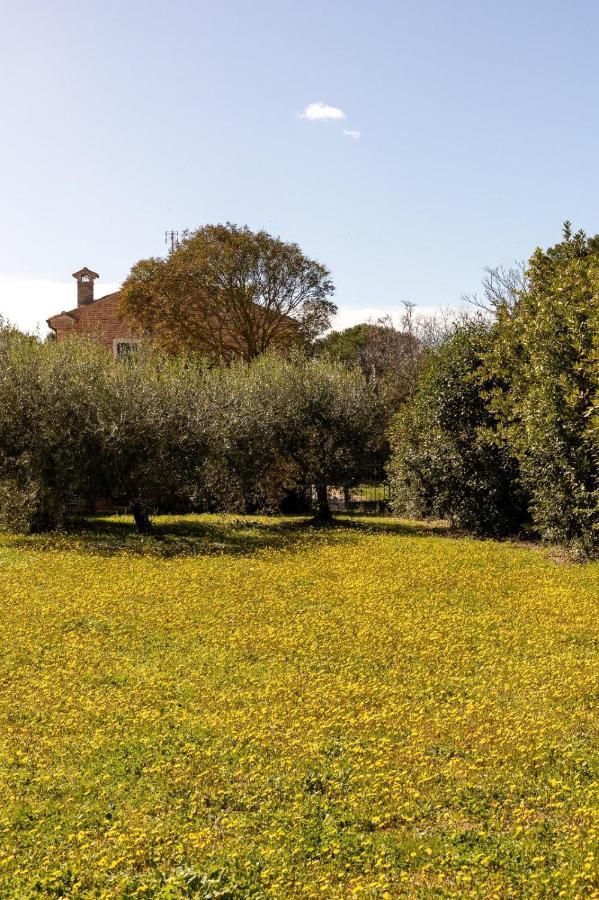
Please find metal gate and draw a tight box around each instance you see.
[331,455,391,514]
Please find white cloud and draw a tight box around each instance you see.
[344,129,361,142]
[298,101,346,121]
[0,276,121,335]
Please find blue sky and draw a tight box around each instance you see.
[1,0,599,332]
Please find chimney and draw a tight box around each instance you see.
[72,267,99,306]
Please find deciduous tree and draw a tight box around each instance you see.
[121,224,337,361]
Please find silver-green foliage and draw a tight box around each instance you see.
[0,327,106,531]
[0,329,377,531]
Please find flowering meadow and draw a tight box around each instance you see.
[0,515,597,898]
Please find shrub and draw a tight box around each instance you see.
[483,225,599,556]
[388,321,528,536]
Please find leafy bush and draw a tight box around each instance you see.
[483,225,599,555]
[389,225,598,555]
[388,321,528,536]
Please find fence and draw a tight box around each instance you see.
[330,455,391,515]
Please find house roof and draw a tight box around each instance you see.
[47,291,121,329]
[72,267,99,279]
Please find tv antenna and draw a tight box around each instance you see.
[164,230,179,253]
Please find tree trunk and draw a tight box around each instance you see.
[314,483,333,523]
[132,505,152,534]
[29,511,56,534]
[343,484,351,509]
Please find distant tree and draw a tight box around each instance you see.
[121,224,337,361]
[316,322,374,366]
[358,313,425,412]
[462,263,528,314]
[316,306,454,419]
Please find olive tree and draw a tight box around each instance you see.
[92,350,212,533]
[285,357,379,521]
[0,326,107,531]
[0,328,378,533]
[199,355,301,512]
[200,355,379,521]
[0,328,210,534]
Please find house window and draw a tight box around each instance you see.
[114,340,139,358]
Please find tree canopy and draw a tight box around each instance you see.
[315,308,455,432]
[0,326,376,532]
[120,224,337,361]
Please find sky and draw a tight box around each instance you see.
[1,0,599,335]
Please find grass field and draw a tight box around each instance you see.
[0,515,597,898]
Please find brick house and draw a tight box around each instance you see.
[47,268,140,356]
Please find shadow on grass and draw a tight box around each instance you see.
[6,514,451,560]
